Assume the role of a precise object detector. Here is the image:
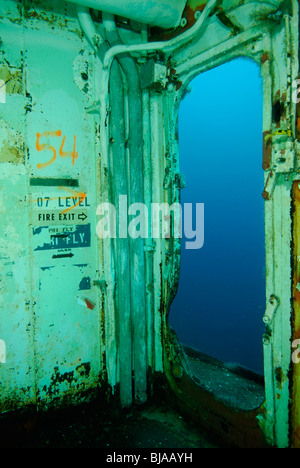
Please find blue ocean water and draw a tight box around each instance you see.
[169,58,265,376]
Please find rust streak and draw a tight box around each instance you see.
[260,53,269,64]
[263,130,272,170]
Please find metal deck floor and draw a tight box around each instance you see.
[0,401,219,449]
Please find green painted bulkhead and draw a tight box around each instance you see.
[0,0,300,448]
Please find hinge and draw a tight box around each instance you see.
[263,294,280,326]
[264,130,295,174]
[262,131,296,200]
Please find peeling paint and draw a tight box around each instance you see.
[0,120,25,164]
[0,65,23,96]
[73,50,93,100]
[78,276,91,290]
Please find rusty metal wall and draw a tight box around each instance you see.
[0,0,166,414]
[0,0,104,411]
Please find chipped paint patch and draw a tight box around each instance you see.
[76,362,91,377]
[73,50,93,100]
[0,64,23,96]
[79,276,91,290]
[77,296,95,310]
[0,224,25,261]
[0,120,25,164]
[40,362,92,401]
[43,366,75,398]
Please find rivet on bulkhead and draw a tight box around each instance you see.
[180,18,187,27]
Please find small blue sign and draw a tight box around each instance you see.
[33,224,91,251]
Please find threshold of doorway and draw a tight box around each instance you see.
[182,345,265,412]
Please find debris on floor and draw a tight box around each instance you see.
[0,400,219,448]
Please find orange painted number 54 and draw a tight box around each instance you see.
[36,130,78,169]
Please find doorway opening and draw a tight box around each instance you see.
[169,57,266,410]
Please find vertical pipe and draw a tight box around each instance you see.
[97,37,119,393]
[139,23,155,390]
[142,86,155,380]
[102,14,133,407]
[150,92,164,373]
[105,19,147,403]
[121,57,147,404]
